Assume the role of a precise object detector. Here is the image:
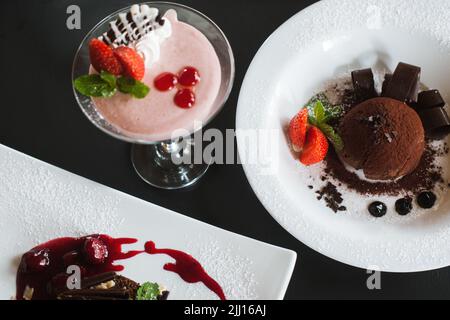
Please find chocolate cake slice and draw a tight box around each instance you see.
[57,272,169,300]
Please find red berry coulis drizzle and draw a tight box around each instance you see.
[145,241,225,301]
[16,234,226,300]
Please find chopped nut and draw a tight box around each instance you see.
[22,286,34,300]
[93,280,116,290]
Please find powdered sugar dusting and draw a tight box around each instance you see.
[0,146,124,254]
[286,0,450,52]
[151,234,258,300]
[185,236,258,300]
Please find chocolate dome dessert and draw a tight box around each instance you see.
[339,97,425,181]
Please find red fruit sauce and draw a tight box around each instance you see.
[178,67,200,87]
[145,241,225,301]
[174,89,196,109]
[16,234,226,301]
[154,72,178,91]
[154,66,201,109]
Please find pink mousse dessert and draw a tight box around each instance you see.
[86,4,222,141]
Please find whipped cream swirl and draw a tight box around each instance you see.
[99,4,172,68]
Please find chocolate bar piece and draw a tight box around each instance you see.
[158,290,170,300]
[416,90,446,109]
[383,62,421,104]
[81,271,117,289]
[57,272,170,300]
[352,68,378,102]
[381,73,392,95]
[58,288,132,300]
[418,107,450,140]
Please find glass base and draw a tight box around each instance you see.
[131,142,210,190]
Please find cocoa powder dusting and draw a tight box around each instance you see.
[308,79,447,213]
[323,142,444,196]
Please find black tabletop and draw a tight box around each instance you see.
[2,0,450,300]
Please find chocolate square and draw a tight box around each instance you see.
[351,68,378,102]
[383,62,421,104]
[418,107,450,140]
[417,90,446,109]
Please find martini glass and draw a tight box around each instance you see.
[72,2,235,189]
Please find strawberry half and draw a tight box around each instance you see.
[288,109,309,152]
[89,39,123,76]
[113,46,145,81]
[300,126,329,166]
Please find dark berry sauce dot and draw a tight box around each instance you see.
[83,238,108,265]
[22,249,50,273]
[368,201,387,218]
[417,192,437,209]
[395,197,413,216]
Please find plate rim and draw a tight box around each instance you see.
[0,143,297,299]
[236,0,450,272]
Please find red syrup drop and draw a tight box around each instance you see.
[145,241,226,301]
[15,234,226,300]
[178,67,200,87]
[154,72,178,91]
[174,88,196,109]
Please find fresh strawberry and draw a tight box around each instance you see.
[89,39,123,75]
[113,46,145,81]
[288,109,309,152]
[300,126,329,166]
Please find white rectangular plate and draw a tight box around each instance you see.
[0,144,296,300]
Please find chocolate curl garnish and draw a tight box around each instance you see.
[418,107,450,140]
[383,62,421,104]
[351,68,378,103]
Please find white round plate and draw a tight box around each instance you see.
[236,0,450,272]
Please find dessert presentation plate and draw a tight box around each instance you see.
[236,0,450,272]
[0,144,296,300]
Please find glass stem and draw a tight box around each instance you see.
[154,138,190,170]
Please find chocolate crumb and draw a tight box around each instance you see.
[316,182,346,213]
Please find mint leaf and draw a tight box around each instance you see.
[136,282,160,300]
[306,94,343,122]
[318,123,344,151]
[314,101,326,124]
[74,74,116,97]
[117,77,150,99]
[100,70,117,88]
[308,114,318,126]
